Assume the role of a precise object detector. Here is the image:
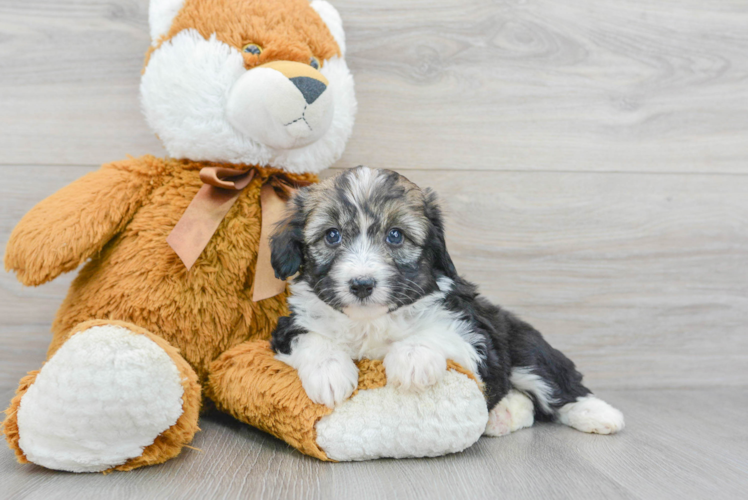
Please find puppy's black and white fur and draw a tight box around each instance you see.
[270,167,624,436]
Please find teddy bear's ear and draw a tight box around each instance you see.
[310,1,346,56]
[149,0,185,45]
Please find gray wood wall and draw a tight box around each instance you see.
[1,0,747,392]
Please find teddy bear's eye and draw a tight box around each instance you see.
[310,56,320,70]
[242,43,262,55]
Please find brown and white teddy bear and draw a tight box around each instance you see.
[2,0,488,471]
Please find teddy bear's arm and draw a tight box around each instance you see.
[4,159,159,286]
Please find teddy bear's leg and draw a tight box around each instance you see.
[208,342,490,461]
[207,340,334,461]
[2,320,201,472]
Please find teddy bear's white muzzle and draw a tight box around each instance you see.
[226,65,335,150]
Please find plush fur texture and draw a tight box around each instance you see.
[208,340,334,461]
[270,167,625,436]
[2,157,315,471]
[310,1,346,55]
[16,325,186,472]
[3,320,201,473]
[209,341,485,462]
[3,0,355,472]
[142,0,356,173]
[5,157,312,382]
[315,366,487,461]
[149,0,185,43]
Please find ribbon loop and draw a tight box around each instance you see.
[167,166,313,302]
[199,166,254,191]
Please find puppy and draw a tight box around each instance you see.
[269,167,624,436]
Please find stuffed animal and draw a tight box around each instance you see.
[2,0,487,471]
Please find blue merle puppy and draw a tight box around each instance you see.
[269,166,624,436]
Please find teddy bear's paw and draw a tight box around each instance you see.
[484,390,535,437]
[298,356,359,408]
[315,369,489,461]
[557,395,625,435]
[15,325,186,472]
[383,343,447,392]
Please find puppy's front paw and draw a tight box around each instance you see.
[298,357,359,408]
[384,344,447,391]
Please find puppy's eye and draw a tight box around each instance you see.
[242,43,262,55]
[325,228,342,246]
[310,56,320,69]
[386,228,404,246]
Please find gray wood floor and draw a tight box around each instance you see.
[1,0,747,498]
[2,385,747,500]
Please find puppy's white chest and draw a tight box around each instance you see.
[288,282,482,374]
[337,321,405,361]
[338,306,468,363]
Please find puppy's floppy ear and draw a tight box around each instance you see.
[423,189,458,279]
[270,190,307,281]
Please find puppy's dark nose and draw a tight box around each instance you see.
[290,76,327,104]
[350,278,376,299]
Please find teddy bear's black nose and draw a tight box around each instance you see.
[290,76,327,104]
[350,277,376,299]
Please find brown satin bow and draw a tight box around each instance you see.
[166,166,311,302]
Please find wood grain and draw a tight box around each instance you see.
[1,1,747,497]
[2,166,746,389]
[0,0,746,172]
[0,0,165,164]
[2,387,746,500]
[340,0,748,174]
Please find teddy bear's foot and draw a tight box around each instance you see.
[208,342,489,461]
[483,390,535,437]
[315,369,488,461]
[3,320,200,472]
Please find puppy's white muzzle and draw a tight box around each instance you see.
[226,61,335,150]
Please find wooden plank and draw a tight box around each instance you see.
[1,166,746,390]
[0,325,49,391]
[2,389,746,499]
[339,0,748,174]
[574,388,748,492]
[402,169,748,389]
[0,0,746,173]
[0,0,166,164]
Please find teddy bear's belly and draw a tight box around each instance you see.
[49,180,287,382]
